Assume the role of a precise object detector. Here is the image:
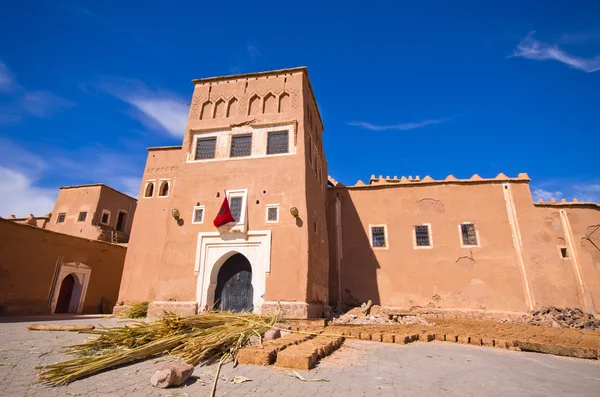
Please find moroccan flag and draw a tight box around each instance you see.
[213,197,235,227]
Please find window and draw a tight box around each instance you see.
[230,196,243,222]
[195,137,217,160]
[267,130,289,154]
[560,247,568,258]
[308,136,313,166]
[78,212,87,222]
[230,134,252,157]
[192,206,204,224]
[101,210,111,225]
[370,226,387,248]
[225,189,248,233]
[460,223,478,246]
[414,225,432,248]
[266,205,279,223]
[158,180,170,197]
[57,213,66,223]
[116,211,127,232]
[144,181,155,198]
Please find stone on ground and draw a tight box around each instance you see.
[150,362,194,388]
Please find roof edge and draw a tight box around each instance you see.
[191,67,307,84]
[60,184,138,201]
[147,145,182,151]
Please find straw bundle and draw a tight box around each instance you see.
[37,311,278,385]
[116,301,149,318]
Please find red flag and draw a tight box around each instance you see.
[213,197,235,227]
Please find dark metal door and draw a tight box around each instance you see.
[214,254,253,312]
[55,274,75,313]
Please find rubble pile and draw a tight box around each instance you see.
[526,306,600,330]
[332,304,432,326]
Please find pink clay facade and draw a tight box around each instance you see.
[117,67,600,318]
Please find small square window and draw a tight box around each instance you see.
[78,212,87,222]
[195,137,217,160]
[560,247,568,258]
[266,205,279,223]
[461,223,478,246]
[57,213,66,223]
[192,207,204,224]
[415,225,431,247]
[371,226,386,248]
[101,210,110,225]
[267,131,289,154]
[230,134,252,157]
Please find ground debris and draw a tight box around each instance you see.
[290,371,329,382]
[523,306,600,330]
[26,324,95,332]
[332,305,432,326]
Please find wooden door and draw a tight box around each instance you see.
[214,254,253,312]
[55,274,75,313]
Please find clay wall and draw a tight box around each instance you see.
[97,186,138,238]
[0,219,126,314]
[328,177,600,314]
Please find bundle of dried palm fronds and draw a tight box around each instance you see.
[116,301,149,319]
[37,311,278,385]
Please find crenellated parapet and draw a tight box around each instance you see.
[535,198,600,209]
[343,172,531,189]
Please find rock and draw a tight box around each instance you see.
[248,335,261,345]
[264,328,281,341]
[150,362,194,388]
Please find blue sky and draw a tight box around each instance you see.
[1,1,599,216]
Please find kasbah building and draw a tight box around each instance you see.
[116,66,600,319]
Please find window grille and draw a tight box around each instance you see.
[194,208,204,223]
[461,224,478,246]
[57,213,66,223]
[415,225,430,246]
[267,207,278,222]
[195,137,217,160]
[267,131,289,154]
[78,212,87,222]
[230,134,252,157]
[371,226,386,247]
[230,196,243,222]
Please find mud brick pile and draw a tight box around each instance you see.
[527,306,600,330]
[332,305,432,326]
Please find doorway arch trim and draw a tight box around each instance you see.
[50,262,92,314]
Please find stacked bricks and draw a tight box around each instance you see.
[275,336,345,370]
[237,333,312,365]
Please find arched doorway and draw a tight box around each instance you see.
[55,274,75,313]
[214,253,253,312]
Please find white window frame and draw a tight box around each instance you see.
[369,224,389,250]
[192,205,205,224]
[224,189,248,233]
[413,223,433,249]
[187,123,296,164]
[265,204,280,224]
[557,245,569,260]
[158,179,171,198]
[100,209,111,226]
[458,222,481,248]
[144,180,156,199]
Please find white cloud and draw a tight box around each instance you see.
[347,118,450,131]
[512,31,600,73]
[117,176,142,199]
[98,78,188,137]
[572,183,600,203]
[531,187,563,202]
[0,61,16,92]
[0,60,73,121]
[18,90,74,117]
[0,167,56,217]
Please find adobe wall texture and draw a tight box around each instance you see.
[327,178,600,314]
[118,68,327,316]
[0,219,127,315]
[45,186,102,239]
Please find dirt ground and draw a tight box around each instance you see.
[301,319,600,350]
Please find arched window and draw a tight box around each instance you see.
[159,180,170,197]
[144,182,155,198]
